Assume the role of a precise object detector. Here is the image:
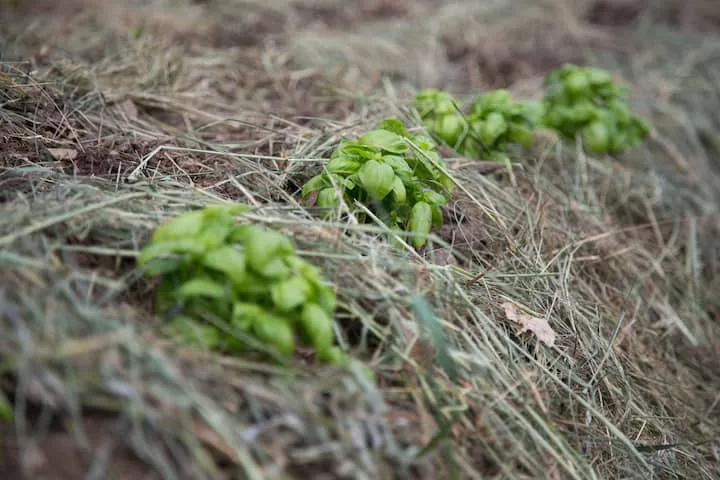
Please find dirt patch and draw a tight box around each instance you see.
[0,0,95,17]
[584,0,720,32]
[0,407,160,480]
[294,0,413,31]
[442,30,586,90]
[139,3,288,49]
[0,133,276,201]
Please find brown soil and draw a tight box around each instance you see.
[0,408,159,480]
[2,0,720,479]
[584,0,720,32]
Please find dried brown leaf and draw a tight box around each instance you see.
[47,148,78,161]
[502,302,556,347]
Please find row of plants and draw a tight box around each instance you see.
[138,204,346,365]
[415,64,652,159]
[137,64,653,366]
[301,119,454,249]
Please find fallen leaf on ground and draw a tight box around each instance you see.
[502,302,556,347]
[47,148,78,161]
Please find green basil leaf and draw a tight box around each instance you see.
[232,302,266,331]
[411,149,444,182]
[203,203,249,218]
[583,121,610,155]
[138,238,206,267]
[252,314,296,354]
[431,205,443,226]
[141,256,186,277]
[228,224,253,243]
[271,276,312,312]
[317,188,340,209]
[438,174,455,194]
[608,129,628,155]
[472,89,512,114]
[434,114,466,146]
[422,189,448,206]
[383,155,414,181]
[408,201,433,249]
[327,155,362,175]
[508,124,534,148]
[343,175,358,189]
[256,257,291,279]
[315,284,337,315]
[415,89,460,116]
[232,270,273,296]
[522,100,546,125]
[335,142,376,161]
[410,134,439,152]
[358,160,395,199]
[300,303,334,352]
[195,218,234,251]
[378,118,410,137]
[302,174,329,199]
[569,101,597,124]
[245,228,295,275]
[359,129,408,154]
[480,112,508,146]
[202,246,247,285]
[152,210,206,242]
[178,277,228,300]
[392,176,407,203]
[285,256,323,282]
[587,68,612,87]
[317,346,346,364]
[608,100,632,124]
[563,71,591,97]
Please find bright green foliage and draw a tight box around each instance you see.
[137,204,345,364]
[414,65,652,160]
[541,64,652,155]
[464,90,543,161]
[302,119,453,249]
[414,88,541,162]
[414,89,467,150]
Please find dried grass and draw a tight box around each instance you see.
[1,0,719,478]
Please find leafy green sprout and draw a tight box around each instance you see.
[414,88,542,162]
[414,65,652,161]
[302,119,454,249]
[137,204,346,365]
[541,64,652,156]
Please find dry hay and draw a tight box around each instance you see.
[1,0,719,478]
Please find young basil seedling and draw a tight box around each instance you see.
[137,204,347,365]
[414,88,541,163]
[302,119,454,250]
[541,64,652,156]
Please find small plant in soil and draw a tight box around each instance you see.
[302,118,454,249]
[137,204,345,364]
[414,88,542,162]
[541,64,652,156]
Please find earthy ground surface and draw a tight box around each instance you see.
[1,0,720,478]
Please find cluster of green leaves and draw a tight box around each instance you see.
[414,88,542,161]
[302,119,454,249]
[415,65,652,160]
[137,204,345,364]
[541,64,652,156]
